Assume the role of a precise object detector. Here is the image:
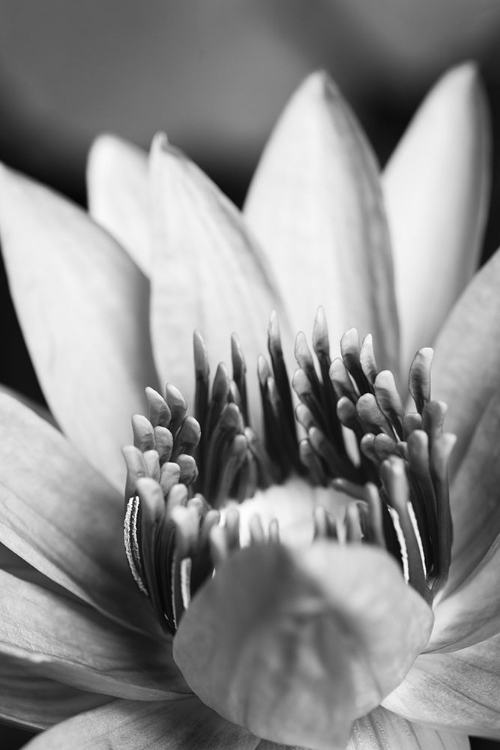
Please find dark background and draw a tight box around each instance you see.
[1,2,500,747]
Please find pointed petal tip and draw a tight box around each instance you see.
[295,69,339,104]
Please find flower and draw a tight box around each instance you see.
[0,62,498,750]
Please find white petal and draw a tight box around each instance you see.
[87,134,150,276]
[149,134,293,427]
[348,706,469,750]
[0,165,158,489]
[244,71,399,377]
[383,63,490,377]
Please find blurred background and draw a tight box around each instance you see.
[1,0,500,747]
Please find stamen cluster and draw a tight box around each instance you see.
[124,310,454,632]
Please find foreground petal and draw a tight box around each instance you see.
[24,697,260,750]
[149,135,293,426]
[0,570,187,700]
[0,393,156,634]
[383,64,490,378]
[0,383,56,426]
[432,246,500,473]
[0,165,158,489]
[446,386,500,592]
[87,134,150,276]
[244,71,399,377]
[174,543,432,750]
[429,533,500,651]
[385,634,500,739]
[348,706,469,750]
[0,652,110,730]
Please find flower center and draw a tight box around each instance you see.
[123,308,454,633]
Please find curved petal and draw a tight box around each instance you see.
[0,383,56,426]
[0,164,158,489]
[0,570,187,700]
[432,247,500,475]
[383,64,490,378]
[384,634,500,739]
[0,652,111,731]
[23,697,260,750]
[149,134,293,427]
[174,542,432,750]
[347,706,469,750]
[429,534,500,652]
[0,393,157,634]
[446,386,500,592]
[87,134,150,276]
[244,71,399,377]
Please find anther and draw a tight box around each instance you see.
[409,348,434,415]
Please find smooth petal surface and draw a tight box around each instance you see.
[347,706,469,750]
[446,386,500,592]
[24,697,260,750]
[383,64,490,377]
[0,383,56,426]
[174,542,432,750]
[0,393,157,634]
[0,165,158,489]
[0,569,187,700]
[0,652,110,730]
[385,634,500,739]
[87,134,150,275]
[149,134,292,426]
[244,71,399,377]
[432,246,500,473]
[429,533,500,652]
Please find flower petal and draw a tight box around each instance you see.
[23,697,260,750]
[347,706,470,750]
[446,386,500,592]
[383,64,490,378]
[149,134,293,426]
[0,652,111,730]
[0,165,158,489]
[429,533,500,652]
[384,635,500,739]
[0,393,156,634]
[432,246,500,474]
[244,71,399,377]
[0,382,56,426]
[87,134,150,276]
[0,569,187,700]
[174,542,432,750]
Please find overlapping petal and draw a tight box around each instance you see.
[0,653,111,731]
[87,135,150,275]
[347,706,469,750]
[149,134,293,426]
[0,393,157,634]
[432,246,500,473]
[385,634,500,739]
[0,165,158,489]
[383,64,490,377]
[244,71,399,378]
[23,697,260,750]
[0,569,186,700]
[174,542,432,749]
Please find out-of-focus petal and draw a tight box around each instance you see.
[174,543,432,750]
[429,534,500,652]
[87,134,150,276]
[385,634,500,739]
[0,652,111,730]
[347,706,469,750]
[0,393,157,635]
[24,697,260,750]
[0,165,158,489]
[244,71,399,377]
[0,570,187,700]
[383,64,490,378]
[446,386,500,592]
[0,383,56,426]
[432,247,500,473]
[149,134,293,426]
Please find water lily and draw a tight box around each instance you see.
[0,62,498,750]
